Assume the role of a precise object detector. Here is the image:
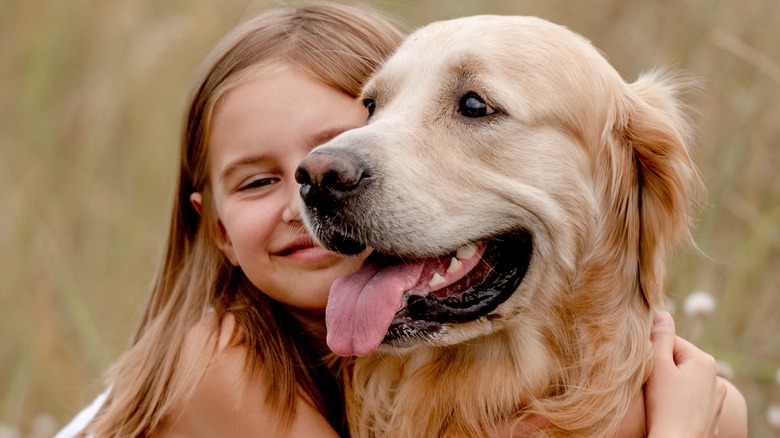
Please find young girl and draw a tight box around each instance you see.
[59,3,744,437]
[67,4,402,436]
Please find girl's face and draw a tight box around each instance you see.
[199,65,368,322]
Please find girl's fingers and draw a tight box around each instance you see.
[650,311,676,367]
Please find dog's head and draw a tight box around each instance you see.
[296,16,701,357]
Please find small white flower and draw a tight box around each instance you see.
[683,290,716,319]
[768,404,780,429]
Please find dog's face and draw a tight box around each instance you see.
[297,16,698,357]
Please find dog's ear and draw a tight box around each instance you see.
[606,71,703,309]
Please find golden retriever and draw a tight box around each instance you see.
[296,15,701,437]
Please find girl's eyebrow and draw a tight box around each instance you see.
[220,154,269,183]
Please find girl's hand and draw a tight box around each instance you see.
[645,311,729,437]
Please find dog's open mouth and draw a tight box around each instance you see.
[325,231,532,356]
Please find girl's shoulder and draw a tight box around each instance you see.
[156,312,339,438]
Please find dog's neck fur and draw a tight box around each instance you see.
[344,294,650,438]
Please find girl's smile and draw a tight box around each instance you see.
[272,236,341,262]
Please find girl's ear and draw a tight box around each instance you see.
[189,192,204,215]
[190,192,239,266]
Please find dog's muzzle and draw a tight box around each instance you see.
[296,149,533,356]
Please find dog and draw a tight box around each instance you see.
[296,15,701,437]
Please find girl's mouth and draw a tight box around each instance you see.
[276,237,324,257]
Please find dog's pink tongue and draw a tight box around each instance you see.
[326,257,424,357]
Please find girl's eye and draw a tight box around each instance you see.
[238,177,278,191]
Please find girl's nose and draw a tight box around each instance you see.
[281,182,302,223]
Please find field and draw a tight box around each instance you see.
[1,0,778,435]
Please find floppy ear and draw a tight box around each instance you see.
[607,71,703,309]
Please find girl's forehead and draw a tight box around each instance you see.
[209,62,291,115]
[206,66,366,181]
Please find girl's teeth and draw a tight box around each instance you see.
[447,257,462,273]
[456,242,479,259]
[428,272,446,287]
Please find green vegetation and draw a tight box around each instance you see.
[1,0,778,435]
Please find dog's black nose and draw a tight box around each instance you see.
[295,150,368,208]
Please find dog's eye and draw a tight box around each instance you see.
[363,98,376,117]
[458,93,496,118]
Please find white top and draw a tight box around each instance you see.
[55,390,108,438]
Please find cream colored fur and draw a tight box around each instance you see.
[308,15,702,437]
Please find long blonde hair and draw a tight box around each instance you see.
[86,4,403,436]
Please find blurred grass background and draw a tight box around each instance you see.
[1,0,778,436]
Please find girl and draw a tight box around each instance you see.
[77,4,403,436]
[60,3,744,437]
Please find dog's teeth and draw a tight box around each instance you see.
[428,272,446,288]
[446,257,462,273]
[456,242,478,259]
